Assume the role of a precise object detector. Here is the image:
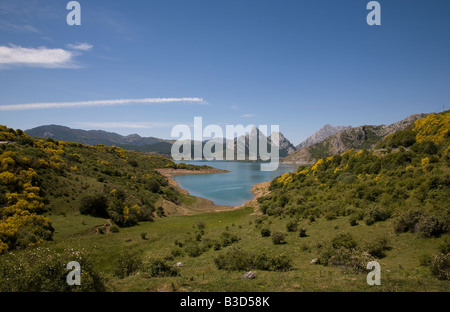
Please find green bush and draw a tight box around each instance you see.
[214,246,252,271]
[110,224,120,233]
[0,247,105,291]
[272,232,286,245]
[269,253,293,271]
[331,232,357,250]
[388,129,417,148]
[219,231,240,247]
[394,209,444,238]
[364,237,390,258]
[349,216,358,226]
[327,247,372,273]
[298,228,307,238]
[79,194,109,218]
[286,219,298,232]
[419,254,433,266]
[415,215,443,238]
[184,242,203,257]
[438,238,450,254]
[213,246,293,272]
[251,252,271,270]
[394,208,423,233]
[196,221,206,229]
[146,258,179,277]
[114,250,143,278]
[430,253,449,280]
[260,227,271,237]
[364,205,391,225]
[145,179,161,193]
[411,141,438,155]
[254,214,268,225]
[324,211,338,221]
[171,246,185,257]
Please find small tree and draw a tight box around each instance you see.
[298,228,307,238]
[272,232,286,245]
[286,219,298,232]
[79,194,108,218]
[260,227,271,237]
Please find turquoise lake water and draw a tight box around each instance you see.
[173,161,298,206]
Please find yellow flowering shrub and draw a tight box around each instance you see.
[0,163,52,252]
[0,131,15,141]
[296,168,310,176]
[0,171,16,186]
[98,160,110,166]
[17,168,38,183]
[414,113,450,144]
[0,241,8,254]
[141,173,152,179]
[131,204,141,216]
[123,205,130,221]
[311,158,324,173]
[421,157,430,167]
[277,172,292,185]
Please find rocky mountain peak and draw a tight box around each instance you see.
[296,124,352,149]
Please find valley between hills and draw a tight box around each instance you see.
[0,111,449,292]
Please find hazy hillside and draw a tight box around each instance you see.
[26,125,174,155]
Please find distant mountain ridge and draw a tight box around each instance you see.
[25,124,296,159]
[25,125,175,154]
[283,113,429,164]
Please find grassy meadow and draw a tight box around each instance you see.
[35,204,449,292]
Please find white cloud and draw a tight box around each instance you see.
[0,97,207,111]
[66,42,93,51]
[0,44,75,68]
[73,121,189,129]
[240,113,255,118]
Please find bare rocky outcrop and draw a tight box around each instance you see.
[283,113,428,165]
[296,124,352,149]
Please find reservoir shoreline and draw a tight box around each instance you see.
[155,167,269,212]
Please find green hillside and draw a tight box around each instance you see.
[257,111,450,280]
[0,126,188,253]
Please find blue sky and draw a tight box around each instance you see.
[0,0,449,145]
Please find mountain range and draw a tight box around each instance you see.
[25,112,428,162]
[25,124,297,159]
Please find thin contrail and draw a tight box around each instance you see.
[0,97,207,111]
